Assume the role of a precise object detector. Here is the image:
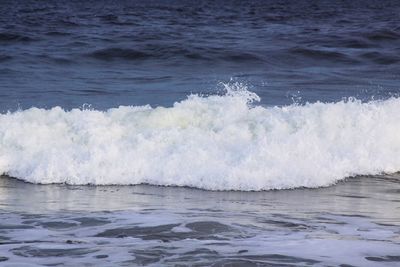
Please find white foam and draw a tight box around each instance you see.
[1,83,400,190]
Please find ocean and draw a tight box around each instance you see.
[0,0,400,266]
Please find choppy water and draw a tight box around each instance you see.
[1,0,400,110]
[1,0,400,265]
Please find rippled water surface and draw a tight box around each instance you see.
[1,0,400,110]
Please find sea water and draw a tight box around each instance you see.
[1,0,400,266]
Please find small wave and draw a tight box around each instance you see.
[360,52,400,65]
[70,89,118,96]
[87,46,262,63]
[364,30,400,41]
[59,19,80,27]
[97,14,135,25]
[19,7,49,14]
[98,14,119,22]
[220,52,263,63]
[340,38,372,49]
[88,48,151,60]
[0,32,33,42]
[1,83,400,191]
[289,47,358,63]
[45,31,71,36]
[0,54,12,62]
[35,54,74,65]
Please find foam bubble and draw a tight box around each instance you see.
[1,83,400,190]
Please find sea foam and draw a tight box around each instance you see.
[1,83,399,190]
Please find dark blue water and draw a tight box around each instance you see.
[1,0,400,111]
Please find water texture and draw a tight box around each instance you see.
[1,1,400,266]
[0,175,399,266]
[1,0,400,110]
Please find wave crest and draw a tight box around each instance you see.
[1,84,399,190]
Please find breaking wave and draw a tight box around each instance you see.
[1,83,400,190]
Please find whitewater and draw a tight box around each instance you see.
[0,83,399,191]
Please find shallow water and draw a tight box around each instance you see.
[0,175,399,266]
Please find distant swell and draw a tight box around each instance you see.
[1,83,400,191]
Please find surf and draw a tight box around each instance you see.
[1,83,399,191]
